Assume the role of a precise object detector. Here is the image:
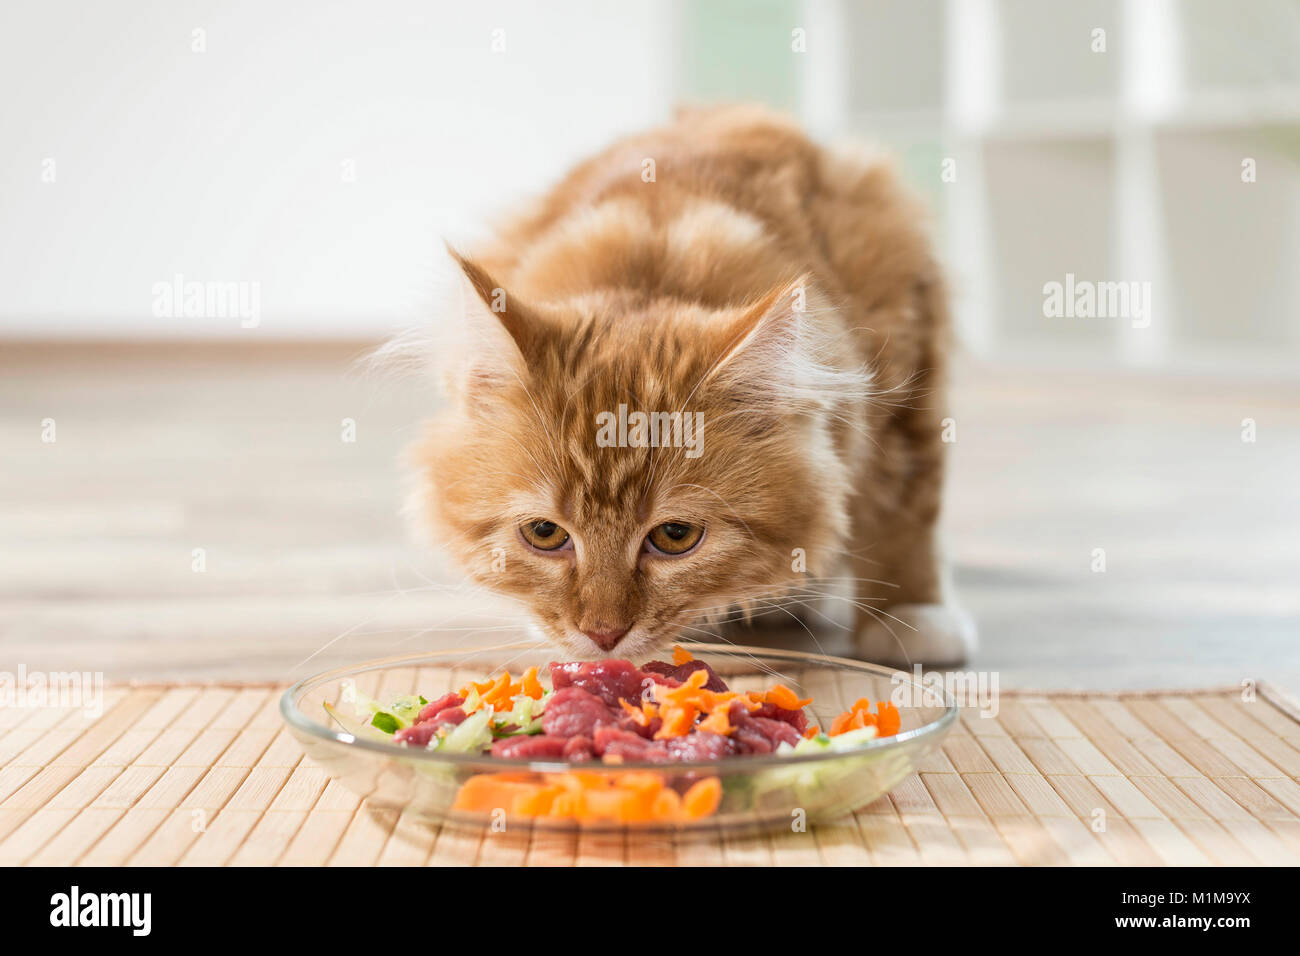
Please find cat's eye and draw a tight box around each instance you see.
[520,519,571,552]
[645,521,704,556]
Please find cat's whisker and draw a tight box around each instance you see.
[778,588,919,632]
[669,623,795,683]
[752,597,852,633]
[672,577,916,648]
[474,640,549,676]
[745,601,834,657]
[678,594,828,620]
[292,578,425,670]
[854,605,917,667]
[346,622,526,639]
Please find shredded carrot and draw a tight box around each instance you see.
[876,701,901,736]
[681,777,722,818]
[803,724,822,739]
[655,705,696,740]
[451,775,546,814]
[650,669,709,740]
[830,707,870,735]
[520,666,544,700]
[457,676,498,707]
[560,769,608,790]
[762,684,813,711]
[453,771,725,824]
[651,787,682,819]
[647,668,792,740]
[828,699,901,738]
[697,707,733,736]
[619,698,658,727]
[671,645,695,665]
[514,783,562,816]
[615,771,664,793]
[655,667,709,704]
[482,672,520,711]
[549,790,579,817]
[457,667,547,712]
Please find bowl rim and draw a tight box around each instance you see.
[279,641,959,773]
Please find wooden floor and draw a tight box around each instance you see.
[5,683,1300,866]
[2,341,1298,691]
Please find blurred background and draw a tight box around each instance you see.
[2,1,1298,689]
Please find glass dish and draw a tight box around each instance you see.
[280,642,958,833]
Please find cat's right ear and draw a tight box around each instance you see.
[437,246,546,402]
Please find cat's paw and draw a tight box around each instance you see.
[855,602,976,667]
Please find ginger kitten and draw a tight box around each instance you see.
[407,105,975,666]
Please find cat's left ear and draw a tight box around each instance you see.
[437,246,549,401]
[704,275,868,409]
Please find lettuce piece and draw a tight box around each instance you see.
[827,726,880,751]
[490,693,548,738]
[437,708,494,754]
[750,724,895,815]
[338,680,424,737]
[462,687,482,715]
[371,711,400,734]
[388,694,425,727]
[322,701,396,742]
[331,681,547,755]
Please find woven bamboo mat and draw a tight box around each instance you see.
[3,682,1299,866]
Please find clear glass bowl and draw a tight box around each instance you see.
[280,642,957,833]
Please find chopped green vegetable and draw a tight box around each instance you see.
[322,701,394,742]
[387,694,424,726]
[371,712,400,734]
[462,686,482,715]
[439,708,494,754]
[490,693,548,738]
[339,680,422,733]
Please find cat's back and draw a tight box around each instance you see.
[480,105,940,332]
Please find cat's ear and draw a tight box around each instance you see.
[705,275,870,409]
[437,246,547,401]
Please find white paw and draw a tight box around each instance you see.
[855,602,977,667]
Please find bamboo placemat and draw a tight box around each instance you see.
[2,682,1299,866]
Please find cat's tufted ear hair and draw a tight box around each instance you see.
[703,274,872,410]
[436,245,548,402]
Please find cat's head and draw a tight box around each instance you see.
[407,251,869,660]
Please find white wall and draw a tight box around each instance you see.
[4,0,1298,372]
[0,0,674,337]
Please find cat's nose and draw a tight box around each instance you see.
[582,625,630,651]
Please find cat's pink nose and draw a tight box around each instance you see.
[582,625,630,651]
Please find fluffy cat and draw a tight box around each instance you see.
[406,105,975,666]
